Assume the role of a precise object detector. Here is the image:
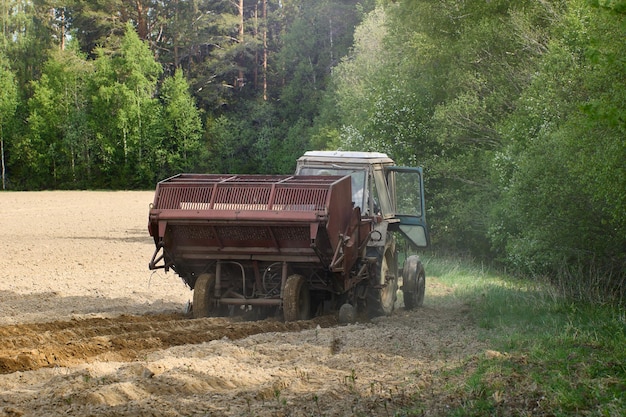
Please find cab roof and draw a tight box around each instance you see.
[298,151,395,165]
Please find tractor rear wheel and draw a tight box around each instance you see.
[367,244,398,317]
[192,273,217,318]
[283,274,310,322]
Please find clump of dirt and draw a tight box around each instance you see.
[0,313,339,374]
[0,191,488,416]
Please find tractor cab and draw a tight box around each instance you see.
[295,151,429,248]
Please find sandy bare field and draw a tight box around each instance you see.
[0,191,487,416]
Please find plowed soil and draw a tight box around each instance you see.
[0,191,487,416]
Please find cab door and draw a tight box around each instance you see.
[386,167,429,248]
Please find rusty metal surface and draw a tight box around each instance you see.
[148,174,355,271]
[152,174,343,212]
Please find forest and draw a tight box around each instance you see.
[0,0,624,301]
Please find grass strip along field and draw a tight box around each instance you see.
[407,256,626,417]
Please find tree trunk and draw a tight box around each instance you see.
[263,0,267,100]
[1,133,5,190]
[59,8,66,50]
[135,0,148,40]
[237,0,244,88]
[253,3,258,90]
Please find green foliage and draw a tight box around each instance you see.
[593,0,626,13]
[492,0,626,287]
[330,2,545,254]
[5,22,211,190]
[14,46,91,188]
[206,100,291,174]
[331,7,387,133]
[69,0,131,55]
[0,53,18,128]
[1,0,57,89]
[275,0,371,154]
[2,0,370,190]
[0,52,19,189]
[324,0,625,297]
[87,23,164,188]
[159,69,206,177]
[417,255,626,416]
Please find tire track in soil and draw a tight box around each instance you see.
[0,313,338,374]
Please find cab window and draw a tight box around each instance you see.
[299,167,367,211]
[372,169,393,217]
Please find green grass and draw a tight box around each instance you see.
[413,255,626,417]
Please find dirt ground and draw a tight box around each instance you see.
[0,191,488,416]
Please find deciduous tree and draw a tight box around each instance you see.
[159,68,205,176]
[0,53,18,190]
